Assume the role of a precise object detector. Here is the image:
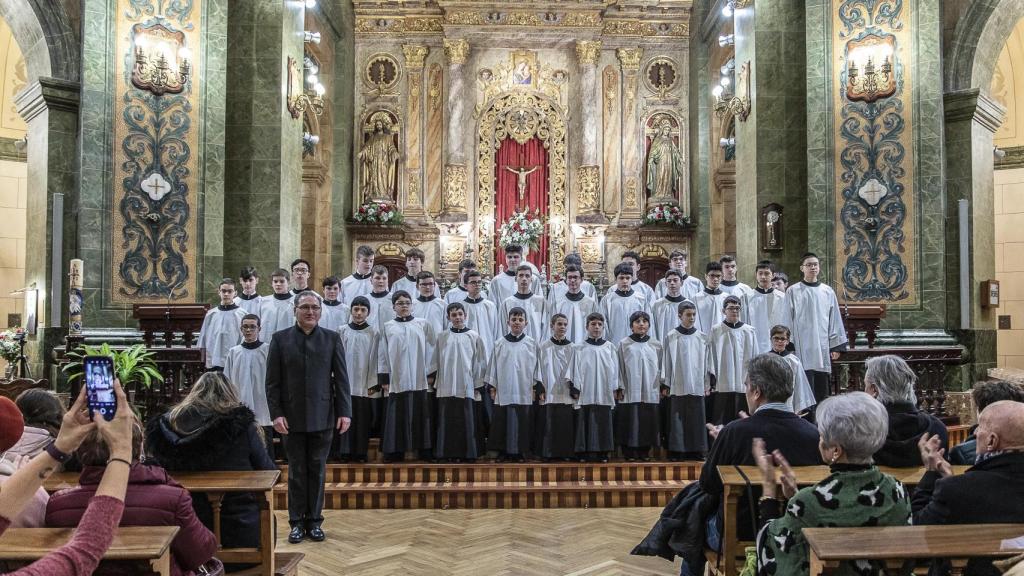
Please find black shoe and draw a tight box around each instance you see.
[288,526,306,544]
[308,525,326,542]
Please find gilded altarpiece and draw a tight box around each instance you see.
[111,0,201,302]
[832,0,917,304]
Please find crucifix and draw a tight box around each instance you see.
[503,148,541,209]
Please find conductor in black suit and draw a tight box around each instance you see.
[266,290,351,544]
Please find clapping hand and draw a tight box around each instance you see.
[752,438,798,499]
[918,433,953,477]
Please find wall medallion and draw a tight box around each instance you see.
[643,57,678,99]
[364,53,401,95]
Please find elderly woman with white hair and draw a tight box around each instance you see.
[863,354,948,467]
[753,392,912,576]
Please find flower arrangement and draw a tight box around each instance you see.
[354,199,404,226]
[0,328,24,363]
[643,202,691,227]
[498,209,545,250]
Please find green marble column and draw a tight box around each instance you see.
[329,0,355,276]
[223,0,305,281]
[732,0,808,282]
[688,0,712,266]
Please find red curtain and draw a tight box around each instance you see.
[495,137,549,273]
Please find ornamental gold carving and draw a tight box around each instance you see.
[444,10,600,28]
[443,164,468,210]
[402,45,429,69]
[580,242,602,264]
[603,20,689,38]
[355,17,444,35]
[577,165,601,212]
[617,48,643,71]
[576,41,602,66]
[477,92,567,273]
[444,39,470,66]
[407,170,422,207]
[428,64,442,112]
[625,177,639,209]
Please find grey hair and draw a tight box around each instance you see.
[745,353,794,403]
[816,391,889,463]
[293,290,323,308]
[864,355,917,405]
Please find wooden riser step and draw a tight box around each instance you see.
[277,460,703,484]
[273,480,690,509]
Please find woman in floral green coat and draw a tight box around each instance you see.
[753,391,911,576]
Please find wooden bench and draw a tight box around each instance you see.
[709,465,971,576]
[46,470,281,576]
[0,526,178,575]
[804,524,1024,575]
[947,424,971,447]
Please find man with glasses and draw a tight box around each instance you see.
[266,291,351,544]
[781,252,847,402]
[290,259,319,296]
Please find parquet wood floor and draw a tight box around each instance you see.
[275,508,680,576]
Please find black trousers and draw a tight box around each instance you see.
[283,429,333,528]
[806,370,832,403]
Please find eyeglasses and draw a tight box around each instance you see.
[297,304,321,311]
[467,280,482,285]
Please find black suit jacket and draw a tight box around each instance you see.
[912,452,1024,576]
[266,324,351,433]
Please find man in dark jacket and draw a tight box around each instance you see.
[679,354,821,576]
[267,290,351,544]
[914,400,1024,576]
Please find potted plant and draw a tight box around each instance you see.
[0,328,25,379]
[63,343,165,392]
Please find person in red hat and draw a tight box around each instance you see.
[0,396,49,527]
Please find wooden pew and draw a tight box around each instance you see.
[946,424,971,447]
[0,526,178,575]
[709,465,971,576]
[45,470,282,576]
[803,524,1024,576]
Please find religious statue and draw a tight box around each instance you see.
[359,113,399,201]
[505,164,540,201]
[645,118,685,201]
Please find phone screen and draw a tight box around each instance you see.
[83,356,116,421]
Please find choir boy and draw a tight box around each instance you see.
[772,271,789,292]
[434,302,488,462]
[290,258,316,296]
[444,259,477,306]
[743,260,785,353]
[537,314,576,460]
[413,271,446,369]
[615,311,663,461]
[660,301,710,459]
[233,266,262,315]
[318,276,350,332]
[489,245,541,306]
[393,247,440,298]
[223,314,273,458]
[768,325,816,415]
[378,290,437,462]
[566,313,618,462]
[335,297,379,463]
[693,261,727,333]
[599,263,650,344]
[340,245,374,304]
[198,278,247,370]
[499,265,547,342]
[366,265,394,330]
[707,296,758,425]
[620,250,655,307]
[782,252,847,402]
[655,250,704,300]
[258,269,295,341]
[651,269,688,341]
[485,307,539,461]
[545,264,598,343]
[718,255,752,297]
[462,269,499,435]
[547,253,597,305]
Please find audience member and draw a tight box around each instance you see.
[145,371,277,550]
[47,408,217,576]
[949,380,1024,465]
[864,354,948,467]
[7,389,64,460]
[0,383,138,575]
[0,396,47,527]
[681,354,821,576]
[754,392,911,575]
[914,400,1024,576]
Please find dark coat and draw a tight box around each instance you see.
[874,402,948,468]
[45,464,217,576]
[699,408,822,540]
[266,324,351,432]
[145,405,276,549]
[912,451,1024,576]
[631,481,717,569]
[949,425,978,465]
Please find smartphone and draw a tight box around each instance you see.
[83,355,116,421]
